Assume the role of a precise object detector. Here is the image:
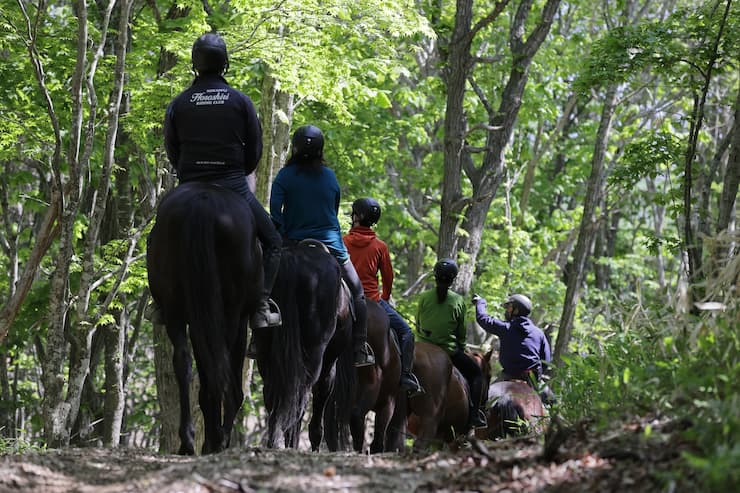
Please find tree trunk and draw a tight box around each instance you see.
[440,0,561,295]
[553,85,619,364]
[717,70,740,236]
[681,0,732,296]
[103,314,126,447]
[255,73,294,204]
[153,323,179,454]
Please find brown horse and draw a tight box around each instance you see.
[400,341,492,450]
[476,379,549,439]
[350,300,403,453]
[321,299,404,453]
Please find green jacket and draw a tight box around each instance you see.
[414,288,466,354]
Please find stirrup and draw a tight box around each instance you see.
[251,299,282,329]
[354,342,376,367]
[400,373,425,397]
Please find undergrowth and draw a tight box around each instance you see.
[554,295,739,491]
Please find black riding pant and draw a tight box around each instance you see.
[450,349,484,410]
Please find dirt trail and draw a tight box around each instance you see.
[0,424,695,492]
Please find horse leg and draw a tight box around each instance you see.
[384,394,407,453]
[221,316,248,449]
[196,364,224,454]
[309,363,336,451]
[370,398,395,454]
[349,409,366,453]
[167,323,196,455]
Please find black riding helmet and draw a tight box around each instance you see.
[504,294,533,316]
[192,33,229,75]
[433,258,458,285]
[352,198,381,226]
[291,125,324,160]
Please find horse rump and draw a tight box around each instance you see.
[481,380,549,439]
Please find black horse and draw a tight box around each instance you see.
[147,182,262,455]
[254,240,352,449]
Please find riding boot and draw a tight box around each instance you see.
[341,260,375,367]
[467,376,488,430]
[250,248,282,330]
[352,299,375,367]
[247,248,282,358]
[399,336,424,397]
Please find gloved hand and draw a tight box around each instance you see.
[471,294,484,305]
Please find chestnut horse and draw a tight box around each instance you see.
[399,341,492,451]
[147,182,261,455]
[476,379,549,439]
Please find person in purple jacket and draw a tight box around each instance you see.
[472,293,555,404]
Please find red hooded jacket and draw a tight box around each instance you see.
[343,226,394,302]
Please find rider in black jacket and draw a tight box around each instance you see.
[161,32,282,333]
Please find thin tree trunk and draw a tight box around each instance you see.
[682,0,732,294]
[255,73,294,204]
[554,85,619,365]
[153,323,179,454]
[103,313,126,447]
[718,70,740,236]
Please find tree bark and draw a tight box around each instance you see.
[103,314,126,447]
[717,70,740,236]
[553,85,619,364]
[255,73,294,204]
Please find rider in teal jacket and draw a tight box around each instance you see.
[269,125,374,368]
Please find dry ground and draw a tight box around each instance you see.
[0,418,699,493]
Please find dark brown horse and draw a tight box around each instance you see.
[322,299,404,453]
[253,241,352,449]
[476,379,549,439]
[147,182,261,455]
[401,342,492,451]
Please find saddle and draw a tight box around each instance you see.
[295,239,355,321]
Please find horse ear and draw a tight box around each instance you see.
[484,349,494,362]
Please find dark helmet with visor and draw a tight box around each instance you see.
[291,125,324,160]
[352,198,381,226]
[504,294,532,316]
[434,258,459,285]
[192,33,229,75]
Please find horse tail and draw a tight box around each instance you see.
[323,317,355,451]
[265,249,305,436]
[181,193,241,410]
[490,394,528,438]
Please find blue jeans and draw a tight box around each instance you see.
[378,299,413,348]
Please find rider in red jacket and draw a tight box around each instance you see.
[343,198,423,396]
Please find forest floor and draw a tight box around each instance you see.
[0,416,701,492]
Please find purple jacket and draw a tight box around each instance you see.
[475,298,551,377]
